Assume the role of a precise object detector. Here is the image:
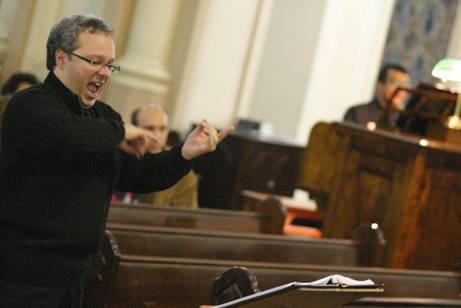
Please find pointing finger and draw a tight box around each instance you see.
[218,126,234,142]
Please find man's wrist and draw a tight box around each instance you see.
[181,145,193,160]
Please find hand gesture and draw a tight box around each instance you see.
[118,123,159,158]
[181,120,234,160]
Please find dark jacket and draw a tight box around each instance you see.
[0,72,190,287]
[343,98,400,128]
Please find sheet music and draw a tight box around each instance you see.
[215,274,380,307]
[297,274,376,287]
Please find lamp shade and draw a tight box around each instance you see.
[432,58,461,82]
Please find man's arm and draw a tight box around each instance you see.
[117,121,234,194]
[2,89,159,162]
[2,89,124,161]
[116,144,191,193]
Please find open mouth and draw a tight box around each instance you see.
[87,81,103,96]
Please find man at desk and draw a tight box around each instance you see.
[344,64,410,128]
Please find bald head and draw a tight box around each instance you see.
[133,103,169,153]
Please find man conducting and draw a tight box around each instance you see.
[0,14,231,307]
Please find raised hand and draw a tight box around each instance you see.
[119,123,159,158]
[181,120,234,160]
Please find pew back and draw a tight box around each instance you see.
[85,232,461,308]
[107,222,358,266]
[108,203,284,234]
[110,255,461,308]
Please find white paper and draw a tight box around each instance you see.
[298,274,376,287]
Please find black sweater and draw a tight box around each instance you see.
[0,72,191,287]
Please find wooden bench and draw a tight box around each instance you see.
[108,202,284,234]
[348,297,461,307]
[107,222,361,266]
[110,256,461,307]
[84,232,461,308]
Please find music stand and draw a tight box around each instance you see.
[395,84,457,137]
[204,282,383,308]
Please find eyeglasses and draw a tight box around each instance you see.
[68,52,121,74]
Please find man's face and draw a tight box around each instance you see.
[376,69,410,110]
[137,107,169,153]
[56,30,115,108]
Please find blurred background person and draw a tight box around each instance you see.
[113,102,199,208]
[0,72,39,149]
[1,72,39,95]
[343,64,410,128]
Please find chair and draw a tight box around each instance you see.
[241,190,322,238]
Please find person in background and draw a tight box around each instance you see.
[1,72,39,95]
[343,64,410,128]
[0,14,231,307]
[0,73,39,149]
[113,102,199,208]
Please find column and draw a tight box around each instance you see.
[104,0,181,118]
[169,0,262,132]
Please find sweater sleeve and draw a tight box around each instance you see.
[2,88,125,162]
[116,144,192,193]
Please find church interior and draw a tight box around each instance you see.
[1,0,461,307]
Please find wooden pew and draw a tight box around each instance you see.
[108,202,284,234]
[85,232,461,308]
[111,256,461,307]
[107,222,360,266]
[348,297,461,307]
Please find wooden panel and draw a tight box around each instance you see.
[297,123,342,212]
[298,121,461,270]
[196,133,303,210]
[108,202,284,234]
[393,156,461,270]
[107,223,359,266]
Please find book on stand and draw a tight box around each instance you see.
[207,274,383,308]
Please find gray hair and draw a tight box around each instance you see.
[46,14,114,71]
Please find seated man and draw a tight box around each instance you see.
[343,64,410,128]
[114,103,199,208]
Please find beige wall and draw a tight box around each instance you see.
[246,0,329,141]
[295,0,396,143]
[169,0,262,133]
[0,0,17,65]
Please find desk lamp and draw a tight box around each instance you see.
[432,58,461,129]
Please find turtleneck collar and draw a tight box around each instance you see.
[44,72,93,115]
